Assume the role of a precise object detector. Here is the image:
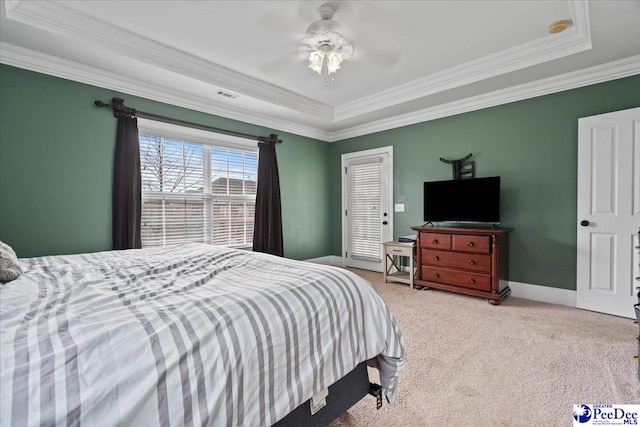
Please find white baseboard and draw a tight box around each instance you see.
[508,281,576,307]
[305,255,344,267]
[302,260,577,308]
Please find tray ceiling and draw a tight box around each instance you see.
[1,0,639,141]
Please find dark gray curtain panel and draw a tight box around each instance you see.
[252,142,283,256]
[112,116,142,250]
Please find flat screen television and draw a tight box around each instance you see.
[423,176,500,223]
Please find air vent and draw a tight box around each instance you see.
[216,90,239,99]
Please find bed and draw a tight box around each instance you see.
[0,243,406,426]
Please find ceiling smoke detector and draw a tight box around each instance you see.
[548,19,571,34]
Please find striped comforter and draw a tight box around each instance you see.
[0,244,406,427]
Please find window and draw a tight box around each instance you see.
[138,120,257,248]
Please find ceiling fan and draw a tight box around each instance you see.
[297,3,355,75]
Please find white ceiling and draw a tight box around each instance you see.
[1,0,639,141]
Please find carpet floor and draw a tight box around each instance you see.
[330,269,640,427]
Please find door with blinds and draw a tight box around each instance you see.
[342,147,393,272]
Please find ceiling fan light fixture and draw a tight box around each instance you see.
[298,3,354,76]
[325,51,344,74]
[308,51,324,74]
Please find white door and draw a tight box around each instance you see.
[342,147,393,272]
[577,107,640,319]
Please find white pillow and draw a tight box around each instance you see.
[0,240,23,283]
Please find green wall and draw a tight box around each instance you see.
[0,65,331,260]
[2,63,639,290]
[329,75,640,290]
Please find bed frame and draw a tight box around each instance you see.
[273,361,380,426]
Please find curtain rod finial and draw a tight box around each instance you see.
[270,134,282,144]
[94,100,105,107]
[258,134,282,144]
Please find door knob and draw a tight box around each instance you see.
[580,220,590,227]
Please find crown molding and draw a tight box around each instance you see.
[569,0,591,42]
[1,43,636,145]
[4,0,334,121]
[4,0,593,125]
[334,0,592,121]
[3,0,21,14]
[328,55,640,142]
[0,42,331,142]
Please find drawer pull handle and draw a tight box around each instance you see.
[432,239,438,244]
[433,273,440,279]
[467,242,474,247]
[433,256,440,261]
[468,279,475,284]
[468,260,475,265]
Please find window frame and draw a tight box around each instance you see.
[138,119,258,249]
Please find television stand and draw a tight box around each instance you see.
[411,226,510,304]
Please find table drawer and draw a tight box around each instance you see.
[452,234,490,254]
[385,245,414,257]
[421,266,492,291]
[421,249,491,273]
[420,233,452,250]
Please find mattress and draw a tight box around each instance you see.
[0,243,406,426]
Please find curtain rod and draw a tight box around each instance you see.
[94,97,281,144]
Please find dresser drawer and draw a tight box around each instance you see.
[452,234,490,254]
[420,233,452,250]
[421,249,491,273]
[421,266,492,291]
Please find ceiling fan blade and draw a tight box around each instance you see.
[257,51,302,75]
[328,0,386,23]
[244,42,299,56]
[371,49,402,67]
[254,5,306,38]
[258,60,290,75]
[336,1,401,68]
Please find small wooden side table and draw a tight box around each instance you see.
[382,241,417,289]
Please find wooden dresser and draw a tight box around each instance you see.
[411,226,510,305]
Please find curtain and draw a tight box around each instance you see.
[112,115,142,250]
[252,142,283,256]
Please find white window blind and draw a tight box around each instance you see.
[350,162,381,260]
[140,134,257,248]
